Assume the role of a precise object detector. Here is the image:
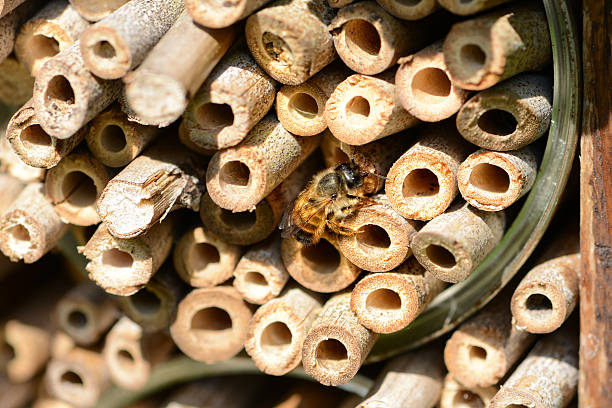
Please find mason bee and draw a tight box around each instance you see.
[280,162,378,246]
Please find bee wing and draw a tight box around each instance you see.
[279,204,296,238]
[279,197,333,239]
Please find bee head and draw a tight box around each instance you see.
[335,162,364,190]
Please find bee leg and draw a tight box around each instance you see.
[328,220,360,236]
[295,229,315,246]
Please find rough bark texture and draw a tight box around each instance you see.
[0,0,41,63]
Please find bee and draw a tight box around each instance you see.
[280,162,378,246]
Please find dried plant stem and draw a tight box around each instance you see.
[68,0,129,22]
[0,0,26,18]
[186,0,273,28]
[438,0,511,16]
[375,0,439,20]
[0,56,33,106]
[439,374,498,408]
[0,173,22,215]
[0,1,41,63]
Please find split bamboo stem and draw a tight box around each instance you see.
[396,40,470,122]
[329,1,432,75]
[245,0,336,85]
[375,0,439,21]
[385,122,474,221]
[350,257,446,334]
[33,41,122,139]
[86,104,161,168]
[173,225,241,288]
[68,0,129,22]
[281,235,361,293]
[438,0,511,16]
[444,295,536,388]
[7,99,86,169]
[457,146,538,211]
[14,0,89,76]
[44,151,110,226]
[456,74,553,151]
[358,345,445,408]
[511,254,580,334]
[206,113,320,212]
[489,322,578,408]
[337,194,420,272]
[325,70,420,145]
[0,183,67,263]
[245,283,323,375]
[169,286,253,363]
[103,317,174,390]
[182,46,276,150]
[124,11,236,127]
[96,138,208,239]
[411,201,505,283]
[55,282,119,346]
[186,0,273,28]
[0,56,33,106]
[80,220,174,296]
[233,234,289,304]
[0,132,46,182]
[442,3,551,91]
[439,374,498,408]
[80,0,183,80]
[0,0,41,63]
[276,62,349,137]
[302,292,378,386]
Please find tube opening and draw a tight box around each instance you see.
[20,124,52,148]
[345,96,370,119]
[94,40,116,59]
[301,239,341,274]
[316,339,348,371]
[219,209,257,230]
[477,109,518,136]
[261,321,292,349]
[45,75,75,107]
[366,288,401,310]
[356,224,391,249]
[344,19,381,56]
[102,248,134,269]
[453,390,485,408]
[245,271,268,288]
[30,34,60,61]
[411,68,452,104]
[262,31,293,65]
[525,293,553,313]
[8,224,30,243]
[131,289,161,316]
[67,310,88,328]
[289,92,319,119]
[196,103,234,129]
[191,307,232,331]
[426,245,456,268]
[397,0,421,5]
[100,125,126,152]
[459,44,487,76]
[505,405,529,408]
[117,349,135,368]
[191,242,220,272]
[61,370,83,386]
[60,171,98,207]
[468,345,487,362]
[469,163,510,194]
[219,161,250,187]
[403,169,440,198]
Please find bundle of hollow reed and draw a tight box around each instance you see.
[0,0,581,406]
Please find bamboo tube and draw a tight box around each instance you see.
[489,323,578,408]
[336,194,420,272]
[117,267,186,332]
[55,282,119,346]
[45,346,109,408]
[276,62,350,137]
[350,257,446,334]
[246,284,323,375]
[302,292,378,386]
[0,132,46,182]
[7,99,86,169]
[0,183,67,263]
[186,0,272,28]
[396,40,470,122]
[163,377,264,408]
[103,317,173,390]
[14,0,89,76]
[206,114,320,212]
[0,173,23,215]
[178,120,216,156]
[457,146,538,211]
[444,295,536,388]
[201,153,321,245]
[124,11,236,127]
[442,4,551,91]
[182,46,276,150]
[438,0,511,16]
[169,286,253,363]
[173,225,241,288]
[80,220,174,296]
[0,56,33,106]
[33,41,122,139]
[375,0,439,20]
[385,123,474,221]
[80,0,183,80]
[329,2,431,75]
[325,70,420,145]
[96,138,207,239]
[456,74,553,151]
[0,375,36,408]
[511,254,580,334]
[0,1,41,63]
[440,374,498,408]
[44,151,110,226]
[68,0,129,22]
[233,235,289,304]
[245,0,336,85]
[282,236,361,293]
[86,105,161,168]
[358,345,445,408]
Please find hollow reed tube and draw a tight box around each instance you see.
[68,0,130,22]
[186,0,274,29]
[375,0,439,20]
[439,374,499,408]
[0,56,33,106]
